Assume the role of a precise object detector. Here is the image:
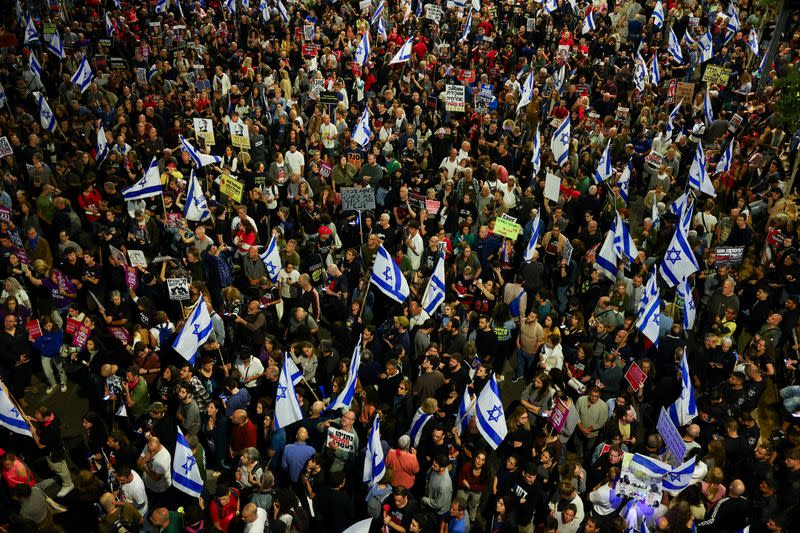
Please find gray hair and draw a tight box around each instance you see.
[241,447,260,463]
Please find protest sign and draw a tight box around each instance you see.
[127,250,147,267]
[544,173,561,202]
[563,240,574,264]
[549,398,569,433]
[72,324,90,348]
[617,453,664,506]
[425,199,441,215]
[714,246,745,266]
[108,326,130,345]
[326,427,356,452]
[167,278,191,300]
[220,174,244,203]
[445,84,466,112]
[703,65,732,85]
[341,187,376,211]
[494,215,522,240]
[26,319,42,341]
[229,121,250,149]
[425,4,443,22]
[675,82,695,105]
[194,118,215,145]
[0,136,13,158]
[657,407,687,464]
[624,362,648,391]
[65,317,82,336]
[125,265,138,291]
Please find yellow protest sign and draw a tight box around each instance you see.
[219,174,243,203]
[494,217,522,240]
[702,65,732,85]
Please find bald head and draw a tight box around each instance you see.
[686,424,701,439]
[99,492,115,512]
[242,503,258,522]
[296,427,309,442]
[312,401,325,415]
[150,508,170,526]
[729,479,745,497]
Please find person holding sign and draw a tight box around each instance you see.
[318,410,360,473]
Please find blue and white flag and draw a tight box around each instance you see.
[635,270,661,346]
[354,31,370,68]
[47,30,65,59]
[389,36,414,65]
[677,277,696,330]
[172,427,203,497]
[421,253,446,319]
[553,64,566,93]
[668,28,684,63]
[551,114,570,166]
[581,10,596,34]
[613,211,638,263]
[370,244,409,304]
[663,458,697,491]
[35,92,56,132]
[176,0,185,19]
[634,54,647,93]
[330,339,362,411]
[259,235,282,283]
[184,171,210,222]
[276,0,290,24]
[180,135,222,167]
[460,7,473,43]
[594,140,613,184]
[115,402,128,417]
[156,0,168,13]
[651,55,660,84]
[517,70,534,111]
[456,387,473,437]
[106,13,116,37]
[523,209,542,262]
[408,407,433,447]
[595,227,618,280]
[241,0,249,10]
[698,30,713,63]
[688,141,715,197]
[260,0,271,22]
[747,28,759,57]
[544,0,558,15]
[148,63,159,81]
[122,157,163,201]
[652,194,661,230]
[652,0,664,28]
[363,415,386,485]
[0,380,32,437]
[29,53,43,82]
[715,141,733,175]
[724,4,740,44]
[276,353,303,429]
[630,453,670,478]
[668,349,698,427]
[668,189,689,218]
[376,16,387,39]
[96,124,109,164]
[660,201,699,287]
[617,159,632,204]
[754,50,769,78]
[370,0,385,26]
[475,374,507,450]
[683,29,697,47]
[24,13,38,44]
[284,354,303,385]
[352,106,372,147]
[172,294,213,363]
[666,100,683,140]
[703,89,713,125]
[531,126,541,177]
[71,57,95,94]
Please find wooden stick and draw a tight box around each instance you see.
[358,276,371,320]
[301,376,321,403]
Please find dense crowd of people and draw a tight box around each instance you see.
[0,0,799,532]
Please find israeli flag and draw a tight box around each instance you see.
[456,387,473,437]
[652,193,661,230]
[652,0,664,28]
[421,253,446,319]
[523,209,542,262]
[24,12,38,44]
[595,226,618,280]
[594,140,613,184]
[544,0,558,15]
[754,50,769,78]
[581,10,595,35]
[747,28,759,57]
[551,114,570,166]
[29,53,43,82]
[71,57,95,94]
[630,453,670,478]
[612,211,638,263]
[660,202,699,287]
[389,36,414,65]
[531,126,541,177]
[715,141,733,175]
[225,0,236,13]
[553,64,566,93]
[651,55,660,84]
[460,7,473,43]
[106,13,116,37]
[156,0,168,13]
[376,16,387,39]
[47,30,65,59]
[96,123,109,164]
[172,295,213,363]
[668,28,684,63]
[663,458,697,491]
[176,0,185,19]
[330,338,362,412]
[363,415,386,485]
[617,159,632,205]
[259,235,282,283]
[260,0,270,22]
[354,31,370,68]
[284,354,303,385]
[343,518,374,533]
[184,171,210,222]
[276,353,303,429]
[173,427,203,497]
[475,374,507,450]
[370,0,384,26]
[666,100,683,140]
[683,29,696,47]
[517,70,534,111]
[634,55,647,93]
[635,269,661,346]
[148,64,159,81]
[242,0,249,10]
[122,157,163,201]
[689,141,716,197]
[703,89,713,125]
[698,30,713,63]
[370,245,409,303]
[0,380,32,437]
[724,4,740,44]
[677,277,696,331]
[352,106,372,147]
[277,0,290,24]
[35,92,56,132]
[408,407,433,447]
[668,349,698,427]
[180,135,222,168]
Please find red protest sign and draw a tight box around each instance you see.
[26,319,42,340]
[65,317,82,335]
[125,265,138,291]
[458,69,475,84]
[624,362,648,391]
[549,398,569,433]
[72,324,90,348]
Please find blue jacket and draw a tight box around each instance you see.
[33,328,64,358]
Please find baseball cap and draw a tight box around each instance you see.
[318,225,332,236]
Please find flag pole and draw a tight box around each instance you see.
[455,397,477,428]
[358,274,371,320]
[300,376,321,403]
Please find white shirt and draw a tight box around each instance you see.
[406,232,424,270]
[439,156,459,179]
[589,483,617,516]
[278,268,301,298]
[320,122,338,148]
[139,445,172,493]
[231,215,259,234]
[121,471,149,517]
[245,507,269,533]
[213,72,231,96]
[235,357,265,389]
[284,149,305,177]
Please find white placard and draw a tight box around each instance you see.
[229,120,250,149]
[127,250,147,267]
[544,173,561,202]
[445,84,465,112]
[0,136,12,158]
[194,118,215,146]
[167,278,191,301]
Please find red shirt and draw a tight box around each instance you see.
[209,488,240,532]
[229,420,256,456]
[78,189,102,223]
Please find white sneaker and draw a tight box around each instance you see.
[45,385,57,394]
[56,484,74,497]
[60,383,67,393]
